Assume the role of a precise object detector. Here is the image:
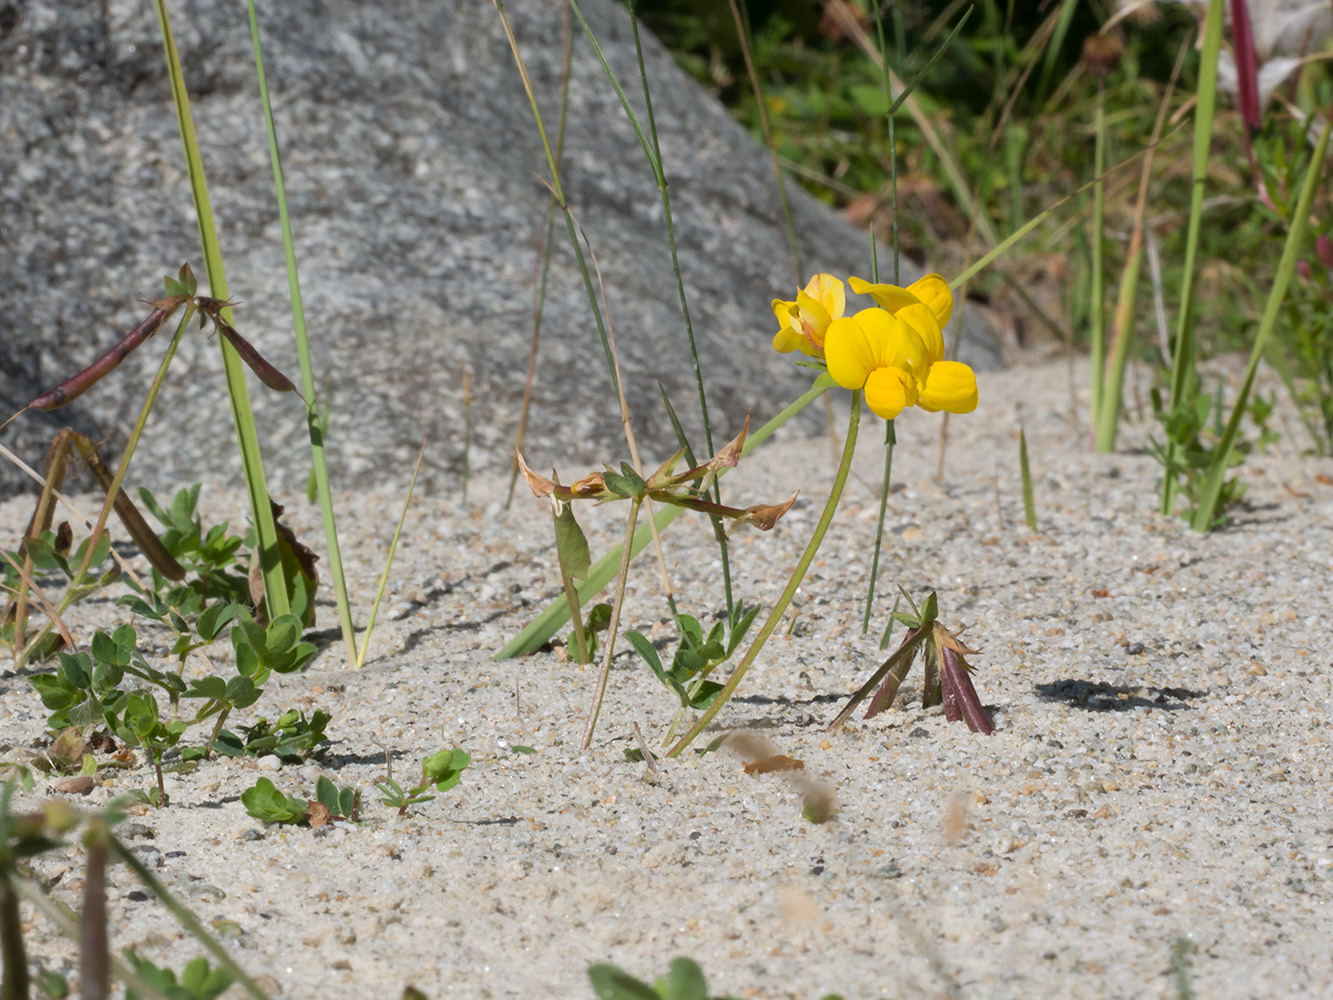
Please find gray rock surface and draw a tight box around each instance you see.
[0,0,1000,498]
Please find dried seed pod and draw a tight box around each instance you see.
[29,309,172,410]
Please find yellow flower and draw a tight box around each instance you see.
[823,274,978,420]
[771,274,845,357]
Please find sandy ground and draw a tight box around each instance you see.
[1,356,1331,999]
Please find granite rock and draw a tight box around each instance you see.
[0,0,1000,498]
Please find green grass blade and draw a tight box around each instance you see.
[493,0,621,399]
[154,0,288,620]
[1191,115,1332,529]
[495,380,831,659]
[356,436,428,668]
[1019,427,1037,531]
[1089,78,1107,420]
[245,0,356,665]
[1096,243,1141,451]
[861,418,895,635]
[1161,0,1224,515]
[726,0,803,279]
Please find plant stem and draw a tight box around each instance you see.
[110,838,271,1000]
[245,0,358,668]
[1089,74,1107,422]
[862,418,895,634]
[0,875,28,1000]
[580,496,643,750]
[667,391,862,757]
[1161,0,1224,515]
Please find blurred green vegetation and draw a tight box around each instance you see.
[627,0,1333,379]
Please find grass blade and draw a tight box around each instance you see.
[1019,427,1037,531]
[154,0,289,620]
[356,436,428,668]
[1160,0,1224,515]
[1191,115,1332,529]
[245,0,357,666]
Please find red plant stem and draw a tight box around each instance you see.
[29,308,171,410]
[1230,0,1261,161]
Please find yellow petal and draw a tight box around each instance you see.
[894,302,946,366]
[906,273,953,328]
[864,366,917,420]
[824,315,877,388]
[848,276,919,314]
[917,360,978,414]
[771,297,797,329]
[855,307,927,373]
[794,290,833,348]
[801,274,846,321]
[772,327,809,354]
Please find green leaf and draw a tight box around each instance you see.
[196,601,246,642]
[57,652,91,690]
[315,775,339,815]
[554,502,592,583]
[603,465,646,498]
[665,958,709,1000]
[240,777,307,825]
[625,631,665,678]
[338,787,357,818]
[224,675,260,709]
[184,676,227,700]
[587,964,659,1000]
[265,614,301,655]
[849,82,890,117]
[921,592,938,623]
[421,749,470,792]
[91,630,117,666]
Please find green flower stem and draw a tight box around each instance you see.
[666,390,862,757]
[580,496,643,750]
[861,418,895,634]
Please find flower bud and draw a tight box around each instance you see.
[1296,260,1312,282]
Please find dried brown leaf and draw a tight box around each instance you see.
[706,416,750,471]
[515,451,556,499]
[306,801,331,829]
[729,492,798,534]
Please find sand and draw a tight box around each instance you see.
[2,356,1330,999]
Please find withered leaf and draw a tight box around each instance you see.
[52,776,95,796]
[728,493,798,534]
[706,415,750,471]
[306,801,331,829]
[515,451,556,499]
[248,497,319,628]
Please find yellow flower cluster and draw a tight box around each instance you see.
[772,273,978,420]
